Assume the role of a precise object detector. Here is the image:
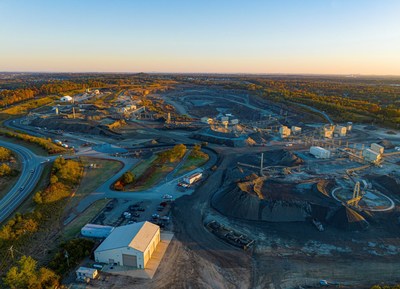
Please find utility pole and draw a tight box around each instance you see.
[260,153,264,175]
[9,246,14,260]
[64,250,70,267]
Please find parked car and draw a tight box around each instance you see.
[163,194,173,199]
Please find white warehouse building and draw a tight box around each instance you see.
[60,95,73,102]
[310,146,331,159]
[94,221,160,269]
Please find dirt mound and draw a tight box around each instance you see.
[31,117,121,138]
[248,131,271,144]
[378,139,395,149]
[212,178,337,223]
[263,149,304,166]
[211,183,308,222]
[236,149,303,168]
[370,175,400,195]
[328,206,369,231]
[329,206,368,231]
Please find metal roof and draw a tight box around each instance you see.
[95,221,159,253]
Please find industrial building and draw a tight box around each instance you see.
[346,122,353,132]
[81,224,115,238]
[310,146,331,159]
[291,126,302,135]
[279,126,291,138]
[370,143,384,154]
[334,125,347,137]
[322,125,334,138]
[363,148,381,163]
[94,222,160,269]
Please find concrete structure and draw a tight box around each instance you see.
[81,224,115,238]
[230,118,239,125]
[363,148,381,163]
[183,172,202,185]
[334,125,347,137]
[94,222,160,269]
[118,104,137,114]
[60,95,73,102]
[279,126,291,138]
[76,267,99,280]
[201,117,213,124]
[291,126,302,135]
[370,143,384,154]
[310,146,331,159]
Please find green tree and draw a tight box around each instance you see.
[4,256,59,289]
[122,171,135,184]
[0,147,12,161]
[0,163,12,176]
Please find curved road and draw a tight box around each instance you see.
[0,140,50,223]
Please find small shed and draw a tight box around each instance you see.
[76,267,99,280]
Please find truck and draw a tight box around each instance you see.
[183,172,203,185]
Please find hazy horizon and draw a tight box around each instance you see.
[1,0,399,75]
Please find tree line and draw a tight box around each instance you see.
[0,80,106,108]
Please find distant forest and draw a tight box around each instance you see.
[1,73,399,127]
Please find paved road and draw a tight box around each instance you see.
[0,140,50,223]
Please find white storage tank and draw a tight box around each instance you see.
[310,146,331,159]
[81,224,115,238]
[370,143,384,154]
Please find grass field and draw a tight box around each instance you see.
[62,199,109,240]
[124,154,178,191]
[64,157,123,212]
[0,96,55,122]
[176,150,209,176]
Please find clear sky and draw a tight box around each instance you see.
[0,0,399,75]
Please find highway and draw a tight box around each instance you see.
[0,140,50,223]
